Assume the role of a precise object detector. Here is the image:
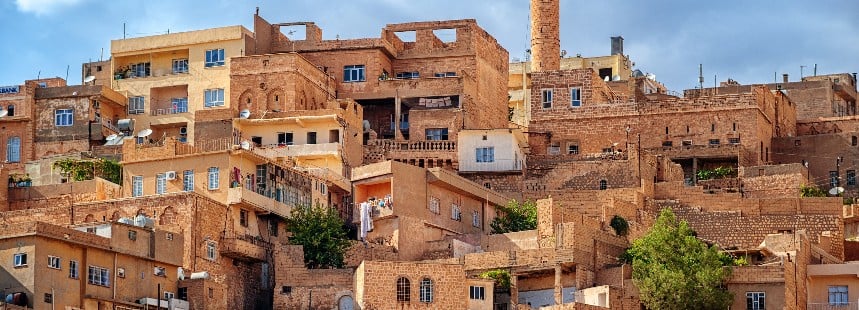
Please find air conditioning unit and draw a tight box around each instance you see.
[165,171,177,180]
[179,127,187,135]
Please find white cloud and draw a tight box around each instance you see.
[15,0,85,16]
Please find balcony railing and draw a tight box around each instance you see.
[220,232,269,262]
[227,187,292,218]
[251,143,341,159]
[458,159,524,173]
[368,139,456,152]
[808,303,858,310]
[175,138,233,155]
[150,107,189,116]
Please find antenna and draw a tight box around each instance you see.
[800,65,806,79]
[814,64,817,76]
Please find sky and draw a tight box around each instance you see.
[1,0,858,93]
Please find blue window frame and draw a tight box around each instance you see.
[6,137,20,163]
[205,49,225,67]
[207,167,219,190]
[183,170,194,191]
[55,109,73,126]
[343,65,365,82]
[132,176,143,197]
[156,173,166,194]
[172,98,188,113]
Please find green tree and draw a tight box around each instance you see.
[52,158,122,185]
[626,209,733,309]
[284,204,350,269]
[490,200,537,234]
[609,215,629,236]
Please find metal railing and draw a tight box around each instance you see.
[150,107,189,116]
[175,138,232,155]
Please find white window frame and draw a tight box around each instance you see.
[746,292,765,310]
[570,87,582,107]
[69,260,79,279]
[541,89,553,109]
[343,65,366,82]
[204,89,225,107]
[172,97,189,113]
[172,58,188,74]
[128,96,145,114]
[428,197,440,214]
[206,242,216,260]
[164,291,175,300]
[55,109,73,126]
[829,285,848,305]
[132,175,143,197]
[469,285,485,300]
[207,167,219,190]
[156,173,166,194]
[88,265,110,287]
[451,204,461,221]
[13,253,27,267]
[6,136,20,163]
[472,210,480,228]
[47,256,61,269]
[205,49,225,67]
[183,170,194,192]
[476,147,495,163]
[419,278,433,303]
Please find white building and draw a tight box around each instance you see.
[457,128,527,172]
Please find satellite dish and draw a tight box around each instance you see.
[612,75,621,81]
[83,76,96,84]
[604,76,610,81]
[829,187,845,195]
[0,110,8,118]
[239,109,251,119]
[105,134,118,141]
[240,140,251,150]
[137,128,153,138]
[72,91,78,96]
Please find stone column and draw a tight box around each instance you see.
[530,0,560,72]
[394,95,403,141]
[510,273,519,308]
[554,266,563,305]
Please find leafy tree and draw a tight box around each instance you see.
[284,204,350,269]
[609,215,629,236]
[479,269,511,290]
[626,209,733,310]
[490,200,537,234]
[800,184,827,197]
[52,158,122,185]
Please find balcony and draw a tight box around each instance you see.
[220,233,269,262]
[227,187,292,218]
[251,143,341,159]
[375,76,464,99]
[364,139,457,165]
[459,159,524,173]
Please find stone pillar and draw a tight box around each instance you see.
[510,273,519,308]
[554,266,563,305]
[394,95,403,140]
[530,0,560,72]
[692,157,698,184]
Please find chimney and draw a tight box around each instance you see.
[530,0,560,72]
[611,36,624,56]
[783,74,789,83]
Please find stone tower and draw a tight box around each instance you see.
[530,0,560,72]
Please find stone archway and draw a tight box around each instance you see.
[160,206,176,225]
[84,214,95,223]
[266,88,285,112]
[238,89,254,113]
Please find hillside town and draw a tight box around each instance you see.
[0,1,858,309]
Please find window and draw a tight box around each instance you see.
[13,253,27,267]
[128,230,137,241]
[662,141,673,147]
[343,65,366,82]
[476,147,495,163]
[240,209,249,227]
[156,173,166,194]
[396,71,420,79]
[853,136,858,146]
[55,109,73,126]
[568,144,579,155]
[434,72,456,77]
[205,49,225,67]
[429,197,440,214]
[278,132,293,145]
[172,58,188,74]
[709,139,720,145]
[44,293,52,304]
[425,128,449,141]
[183,170,194,191]
[570,87,581,107]
[69,260,79,279]
[164,292,175,300]
[268,219,279,237]
[172,97,188,113]
[154,266,166,277]
[128,96,145,114]
[166,233,174,241]
[6,136,20,163]
[472,211,480,228]
[396,277,411,302]
[307,132,317,144]
[48,256,61,269]
[599,180,608,190]
[419,278,433,303]
[541,89,553,109]
[130,62,150,78]
[829,285,848,305]
[548,142,561,155]
[729,137,741,144]
[132,176,143,197]
[207,167,219,190]
[451,204,462,221]
[469,286,485,300]
[682,140,693,146]
[204,89,225,107]
[281,286,293,295]
[746,292,765,310]
[848,170,857,186]
[178,287,188,300]
[830,171,840,188]
[206,242,216,260]
[7,105,14,116]
[88,265,110,287]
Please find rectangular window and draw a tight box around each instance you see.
[268,219,279,237]
[830,171,840,188]
[307,132,317,144]
[69,260,79,279]
[208,167,220,190]
[204,89,225,107]
[156,173,166,194]
[132,176,143,197]
[240,209,249,227]
[746,292,765,310]
[570,87,581,107]
[848,170,856,186]
[568,144,579,155]
[469,286,485,300]
[55,109,73,126]
[548,142,561,155]
[425,128,449,141]
[128,96,145,114]
[829,285,848,305]
[164,291,175,300]
[451,204,461,221]
[343,65,366,82]
[87,265,110,287]
[429,197,440,214]
[172,97,188,113]
[472,210,480,228]
[476,147,495,163]
[434,72,456,77]
[7,137,20,163]
[183,170,194,191]
[172,58,188,74]
[396,71,420,79]
[541,89,553,109]
[682,140,693,146]
[13,253,27,267]
[130,62,150,78]
[206,242,216,260]
[178,287,188,300]
[709,139,720,145]
[278,132,293,145]
[728,137,741,144]
[205,49,225,67]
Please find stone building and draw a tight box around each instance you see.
[253,13,510,170]
[0,78,67,175]
[0,221,185,310]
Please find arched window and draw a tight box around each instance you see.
[396,277,411,302]
[7,105,14,116]
[599,179,607,190]
[6,136,20,163]
[419,277,433,303]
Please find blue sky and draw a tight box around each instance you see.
[1,0,858,92]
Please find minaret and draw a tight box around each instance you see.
[530,0,560,72]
